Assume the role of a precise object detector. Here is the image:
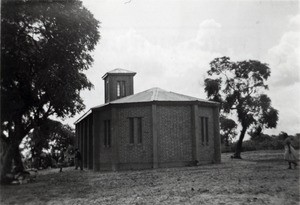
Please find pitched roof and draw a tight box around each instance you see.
[94,87,216,107]
[102,68,136,79]
[75,87,218,124]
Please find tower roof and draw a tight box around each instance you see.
[102,68,136,79]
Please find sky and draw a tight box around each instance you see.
[66,0,300,136]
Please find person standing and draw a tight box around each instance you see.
[284,135,298,169]
[74,148,83,170]
[58,150,65,172]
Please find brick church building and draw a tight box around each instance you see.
[75,69,221,171]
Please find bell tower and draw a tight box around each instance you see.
[102,68,136,103]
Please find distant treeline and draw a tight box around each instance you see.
[222,132,300,153]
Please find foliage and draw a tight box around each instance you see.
[222,132,300,153]
[1,0,99,182]
[205,57,279,158]
[220,115,237,145]
[24,119,75,158]
[22,119,75,169]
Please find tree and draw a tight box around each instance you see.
[220,115,237,146]
[24,119,75,168]
[25,120,75,159]
[1,0,100,182]
[204,57,278,158]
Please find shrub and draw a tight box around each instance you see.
[221,144,233,153]
[221,133,299,153]
[241,140,257,152]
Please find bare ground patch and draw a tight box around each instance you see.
[1,150,299,205]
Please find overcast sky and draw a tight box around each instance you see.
[67,0,299,136]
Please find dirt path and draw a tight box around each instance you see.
[1,150,299,205]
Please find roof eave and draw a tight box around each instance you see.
[102,72,137,79]
[110,100,220,106]
[74,109,92,125]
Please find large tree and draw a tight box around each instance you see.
[204,57,278,158]
[1,0,100,182]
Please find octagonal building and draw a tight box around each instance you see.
[75,69,221,171]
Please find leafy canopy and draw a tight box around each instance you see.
[205,56,278,132]
[24,119,75,158]
[1,0,100,141]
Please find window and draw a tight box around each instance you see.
[121,81,126,97]
[105,80,109,102]
[104,120,111,147]
[129,118,134,144]
[201,117,204,145]
[200,117,209,145]
[137,118,142,144]
[117,81,121,97]
[205,117,209,144]
[128,117,143,144]
[117,81,126,98]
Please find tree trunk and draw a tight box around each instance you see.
[232,127,247,159]
[225,136,229,147]
[12,142,24,173]
[0,137,24,184]
[0,139,13,184]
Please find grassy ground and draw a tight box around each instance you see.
[1,150,299,205]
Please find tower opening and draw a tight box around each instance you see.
[102,68,136,103]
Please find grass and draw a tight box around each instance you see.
[1,150,299,204]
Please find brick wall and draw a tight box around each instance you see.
[78,115,94,169]
[156,105,193,164]
[78,118,88,168]
[93,109,112,171]
[116,105,153,167]
[197,106,215,163]
[88,116,93,169]
[89,102,219,171]
[105,75,134,103]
